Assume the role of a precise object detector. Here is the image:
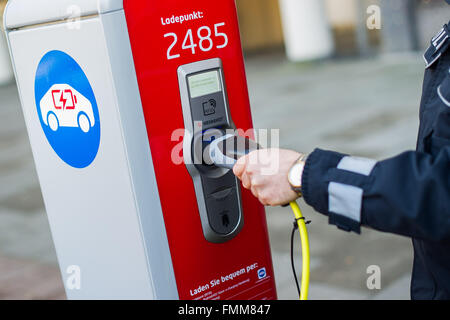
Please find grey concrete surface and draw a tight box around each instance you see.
[0,52,425,299]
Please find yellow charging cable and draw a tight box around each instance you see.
[289,201,310,300]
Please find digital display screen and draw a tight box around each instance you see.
[188,70,222,98]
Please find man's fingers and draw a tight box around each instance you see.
[250,185,259,199]
[241,172,251,189]
[233,155,247,178]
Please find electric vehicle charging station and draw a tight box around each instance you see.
[4,0,277,300]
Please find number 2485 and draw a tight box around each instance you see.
[164,23,228,60]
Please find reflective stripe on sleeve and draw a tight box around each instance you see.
[337,156,377,176]
[328,182,363,223]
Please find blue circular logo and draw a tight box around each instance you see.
[34,50,100,168]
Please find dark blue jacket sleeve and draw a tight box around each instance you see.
[302,147,450,242]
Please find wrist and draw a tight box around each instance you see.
[288,153,308,197]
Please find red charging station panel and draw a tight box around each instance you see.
[124,0,277,300]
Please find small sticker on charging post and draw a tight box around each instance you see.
[258,267,267,279]
[34,50,101,168]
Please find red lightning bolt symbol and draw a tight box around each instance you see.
[59,91,68,110]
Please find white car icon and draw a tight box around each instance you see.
[39,84,95,133]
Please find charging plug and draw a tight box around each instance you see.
[204,134,260,169]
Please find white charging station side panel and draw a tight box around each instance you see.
[4,0,124,30]
[100,10,178,299]
[5,12,162,299]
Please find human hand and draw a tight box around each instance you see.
[233,148,302,206]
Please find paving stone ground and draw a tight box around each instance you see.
[0,52,424,299]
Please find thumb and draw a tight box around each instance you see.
[233,155,247,178]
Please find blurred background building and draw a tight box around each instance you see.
[0,0,449,299]
[1,0,449,70]
[235,0,448,57]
